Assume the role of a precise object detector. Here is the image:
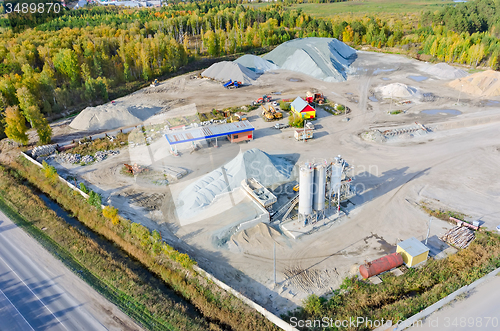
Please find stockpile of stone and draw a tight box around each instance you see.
[58,150,120,164]
[32,144,56,158]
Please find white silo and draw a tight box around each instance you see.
[313,162,326,211]
[298,163,314,215]
[330,161,343,196]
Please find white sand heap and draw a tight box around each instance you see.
[70,101,162,131]
[263,37,357,82]
[234,54,278,73]
[419,62,468,80]
[376,83,422,99]
[176,149,294,220]
[449,70,500,96]
[201,61,259,85]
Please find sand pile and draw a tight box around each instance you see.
[263,37,357,82]
[176,149,294,219]
[449,70,500,96]
[376,83,422,99]
[201,61,259,84]
[227,223,286,253]
[234,54,278,73]
[70,101,162,131]
[420,62,468,80]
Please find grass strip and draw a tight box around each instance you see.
[0,165,208,331]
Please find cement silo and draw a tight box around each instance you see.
[313,162,326,211]
[330,161,343,194]
[298,163,314,215]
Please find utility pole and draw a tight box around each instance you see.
[425,217,432,245]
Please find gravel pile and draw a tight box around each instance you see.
[201,61,259,85]
[58,153,82,164]
[419,62,468,80]
[234,54,278,73]
[32,144,56,158]
[449,70,500,96]
[376,83,422,99]
[176,148,295,220]
[263,37,357,82]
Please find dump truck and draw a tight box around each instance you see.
[294,128,313,141]
[223,80,242,89]
[252,95,272,106]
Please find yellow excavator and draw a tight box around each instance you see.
[150,79,159,87]
[293,184,299,192]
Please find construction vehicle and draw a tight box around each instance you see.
[223,80,242,89]
[293,184,299,192]
[261,105,275,122]
[269,105,283,119]
[294,128,313,141]
[235,112,247,121]
[150,79,159,87]
[252,95,272,106]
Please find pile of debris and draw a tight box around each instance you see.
[439,226,475,249]
[57,150,120,165]
[32,144,56,158]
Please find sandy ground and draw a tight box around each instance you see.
[45,50,500,315]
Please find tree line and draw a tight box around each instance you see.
[2,0,500,145]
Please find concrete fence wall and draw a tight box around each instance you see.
[194,265,298,331]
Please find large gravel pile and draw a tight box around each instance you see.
[376,83,422,99]
[176,148,294,219]
[234,54,278,73]
[419,62,468,80]
[263,37,357,82]
[32,144,56,158]
[201,61,259,84]
[449,70,500,96]
[70,101,162,131]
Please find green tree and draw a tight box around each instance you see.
[4,106,28,145]
[53,49,80,87]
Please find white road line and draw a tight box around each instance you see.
[0,255,69,331]
[0,287,35,331]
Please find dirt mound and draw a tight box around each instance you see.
[376,83,421,99]
[228,223,285,253]
[176,149,294,220]
[263,37,357,82]
[234,54,278,73]
[449,70,500,96]
[201,61,259,85]
[419,62,468,80]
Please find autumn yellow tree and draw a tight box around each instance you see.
[4,106,28,145]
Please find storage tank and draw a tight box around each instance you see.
[313,162,326,211]
[298,163,314,215]
[330,162,342,195]
[359,252,404,279]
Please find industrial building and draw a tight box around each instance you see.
[396,237,430,267]
[291,97,316,119]
[164,120,254,150]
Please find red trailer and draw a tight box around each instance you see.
[359,252,403,279]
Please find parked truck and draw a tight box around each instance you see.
[294,128,313,141]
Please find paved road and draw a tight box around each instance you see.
[0,211,141,331]
[407,275,500,330]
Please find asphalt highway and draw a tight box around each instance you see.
[0,210,141,331]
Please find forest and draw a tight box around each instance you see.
[1,0,500,144]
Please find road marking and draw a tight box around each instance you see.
[0,255,69,331]
[0,287,35,331]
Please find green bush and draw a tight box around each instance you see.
[279,101,290,111]
[88,190,102,210]
[79,182,89,193]
[288,112,304,128]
